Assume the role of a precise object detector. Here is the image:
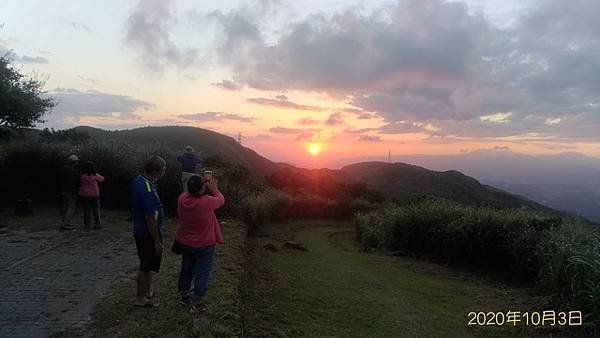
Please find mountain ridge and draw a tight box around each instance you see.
[68,126,566,215]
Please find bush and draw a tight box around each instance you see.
[536,223,600,325]
[355,198,600,327]
[0,137,179,212]
[355,198,563,270]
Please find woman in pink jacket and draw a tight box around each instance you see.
[175,174,225,313]
[79,161,105,229]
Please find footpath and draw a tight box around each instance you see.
[0,209,137,338]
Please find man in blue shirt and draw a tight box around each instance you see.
[131,156,166,307]
[177,145,202,193]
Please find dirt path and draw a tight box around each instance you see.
[0,211,137,338]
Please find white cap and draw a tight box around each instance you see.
[68,154,79,163]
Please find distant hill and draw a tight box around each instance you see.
[339,162,548,210]
[68,126,558,212]
[73,126,280,175]
[325,150,600,222]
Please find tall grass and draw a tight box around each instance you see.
[355,198,600,327]
[0,135,180,212]
[241,189,378,236]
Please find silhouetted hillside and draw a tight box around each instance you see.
[73,126,280,175]
[38,126,561,212]
[340,161,548,210]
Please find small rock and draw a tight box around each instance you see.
[263,243,279,252]
[283,241,308,252]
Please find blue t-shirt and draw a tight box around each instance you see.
[131,175,164,237]
[177,153,202,173]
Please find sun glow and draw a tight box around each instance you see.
[308,143,322,156]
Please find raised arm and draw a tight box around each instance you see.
[207,180,225,210]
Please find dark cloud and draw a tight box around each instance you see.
[344,127,378,134]
[48,88,153,122]
[199,0,600,141]
[122,0,600,141]
[297,117,320,125]
[177,111,254,123]
[247,96,324,111]
[324,112,345,126]
[212,79,243,91]
[269,126,320,134]
[212,0,485,92]
[124,0,199,71]
[342,107,377,120]
[295,132,316,141]
[358,135,383,142]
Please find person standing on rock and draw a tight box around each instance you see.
[131,156,166,308]
[78,161,105,229]
[177,145,203,193]
[59,154,80,230]
[175,173,224,313]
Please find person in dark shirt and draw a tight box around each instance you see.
[177,145,203,193]
[131,156,167,308]
[59,154,80,230]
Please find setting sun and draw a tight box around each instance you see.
[308,143,322,156]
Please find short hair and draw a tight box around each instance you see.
[144,156,166,174]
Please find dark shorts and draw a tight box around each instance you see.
[135,235,162,273]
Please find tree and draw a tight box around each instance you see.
[0,56,55,129]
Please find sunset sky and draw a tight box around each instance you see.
[2,0,599,167]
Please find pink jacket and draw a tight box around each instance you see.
[176,189,225,248]
[79,174,105,197]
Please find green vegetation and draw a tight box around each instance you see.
[241,189,379,236]
[0,130,379,226]
[0,56,55,129]
[244,221,548,337]
[355,198,600,330]
[2,126,598,336]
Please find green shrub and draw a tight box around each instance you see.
[536,223,600,324]
[0,137,179,212]
[355,198,600,327]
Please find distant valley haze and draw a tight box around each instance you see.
[327,149,600,223]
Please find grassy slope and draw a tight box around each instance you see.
[245,221,559,337]
[56,219,247,338]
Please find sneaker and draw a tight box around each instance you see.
[190,302,207,314]
[60,224,76,230]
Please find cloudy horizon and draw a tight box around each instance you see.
[2,0,600,166]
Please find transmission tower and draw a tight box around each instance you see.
[387,150,391,163]
[237,132,243,144]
